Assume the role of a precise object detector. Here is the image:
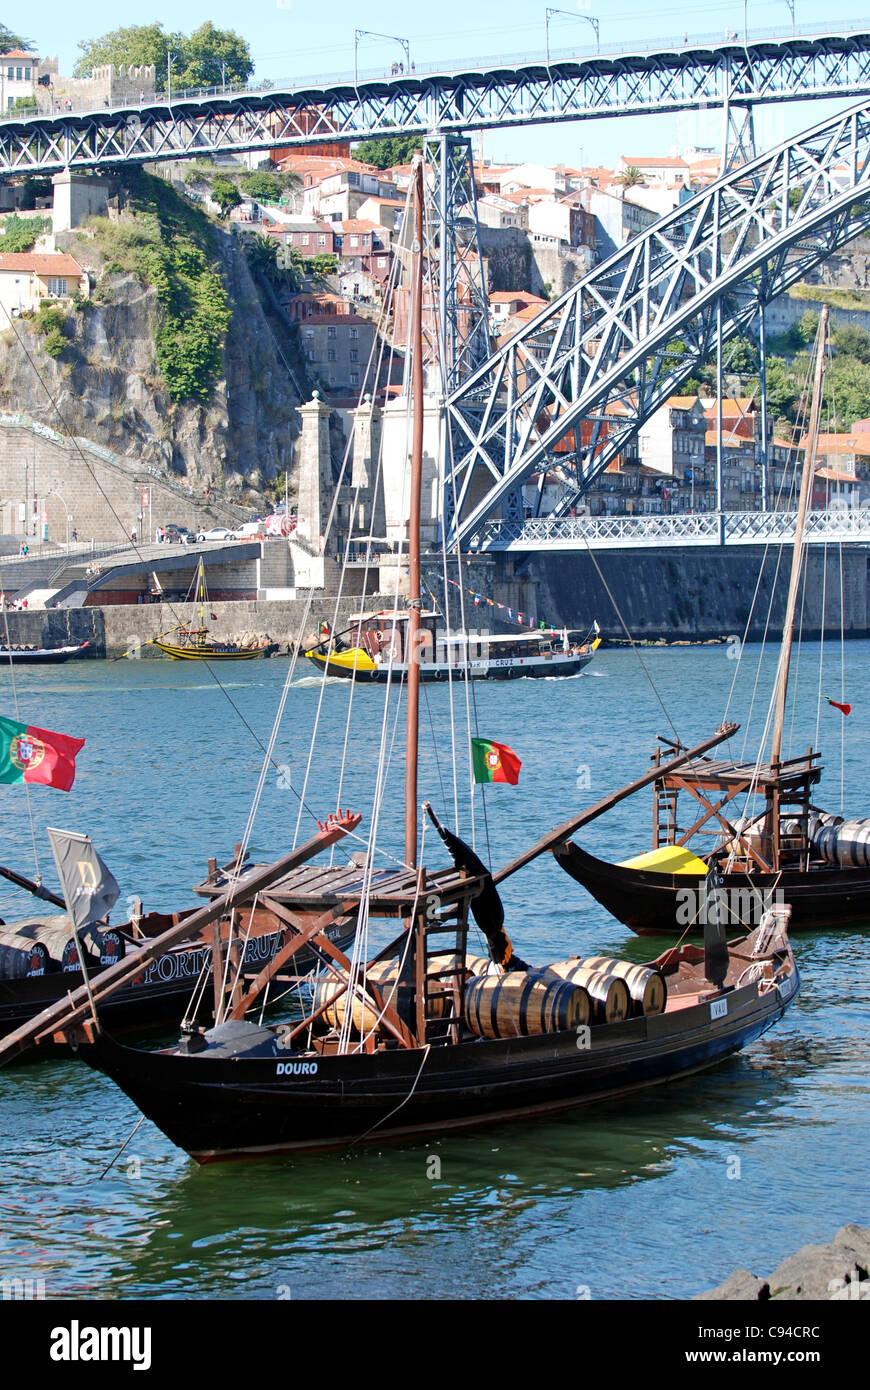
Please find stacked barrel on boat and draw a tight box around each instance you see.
[0,916,125,979]
[809,811,870,867]
[463,956,666,1039]
[312,950,666,1040]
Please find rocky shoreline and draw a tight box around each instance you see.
[696,1224,870,1300]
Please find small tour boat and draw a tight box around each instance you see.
[0,641,90,665]
[305,611,600,682]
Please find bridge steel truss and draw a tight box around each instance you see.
[4,30,870,176]
[444,96,870,550]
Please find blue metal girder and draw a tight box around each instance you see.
[443,96,870,548]
[5,29,870,175]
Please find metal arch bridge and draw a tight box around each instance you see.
[444,95,870,549]
[470,509,870,551]
[5,24,870,175]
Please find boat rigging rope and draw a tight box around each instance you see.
[291,190,411,855]
[839,540,846,813]
[734,348,813,763]
[347,1043,433,1149]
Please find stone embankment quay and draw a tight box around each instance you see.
[0,597,369,659]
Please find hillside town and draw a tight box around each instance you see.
[0,36,861,542]
[3,34,868,536]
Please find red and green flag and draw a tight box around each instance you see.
[471,738,522,785]
[0,715,85,791]
[825,695,852,716]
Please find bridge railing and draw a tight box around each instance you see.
[4,19,870,124]
[469,508,870,549]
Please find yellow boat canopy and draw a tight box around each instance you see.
[618,845,709,875]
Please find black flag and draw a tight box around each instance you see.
[424,803,526,970]
[47,827,120,933]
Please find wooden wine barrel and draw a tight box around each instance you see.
[312,957,451,1032]
[463,971,590,1040]
[833,818,870,868]
[579,956,667,1016]
[312,957,398,1032]
[540,961,630,1023]
[0,934,52,979]
[427,951,490,979]
[32,926,94,974]
[93,927,126,967]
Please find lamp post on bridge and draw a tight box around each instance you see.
[545,9,600,66]
[354,30,411,86]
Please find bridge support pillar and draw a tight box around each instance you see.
[51,170,119,234]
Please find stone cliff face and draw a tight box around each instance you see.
[0,228,302,497]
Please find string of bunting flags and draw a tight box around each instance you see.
[426,572,556,633]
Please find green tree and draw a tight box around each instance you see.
[243,233,280,283]
[74,22,252,94]
[834,323,870,363]
[174,22,252,90]
[618,165,643,188]
[764,356,797,420]
[724,336,759,375]
[74,24,174,85]
[797,309,820,345]
[826,356,870,423]
[0,26,35,51]
[353,133,421,169]
[241,171,283,202]
[210,177,241,217]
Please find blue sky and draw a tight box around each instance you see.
[17,3,870,166]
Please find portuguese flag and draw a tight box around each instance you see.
[471,738,522,785]
[0,715,85,791]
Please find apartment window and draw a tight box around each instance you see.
[317,234,326,245]
[6,67,12,79]
[45,278,67,297]
[349,371,359,386]
[327,325,336,339]
[24,67,30,80]
[300,234,309,245]
[350,327,359,339]
[377,256,387,268]
[327,349,336,361]
[350,235,359,248]
[349,350,358,362]
[16,67,22,81]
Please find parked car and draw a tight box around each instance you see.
[233,521,265,538]
[196,527,236,542]
[164,524,195,544]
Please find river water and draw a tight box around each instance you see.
[0,640,868,1300]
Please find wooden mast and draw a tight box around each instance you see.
[404,160,424,868]
[770,305,828,767]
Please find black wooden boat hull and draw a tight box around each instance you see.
[78,967,796,1161]
[553,841,870,933]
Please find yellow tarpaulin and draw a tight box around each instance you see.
[618,845,709,875]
